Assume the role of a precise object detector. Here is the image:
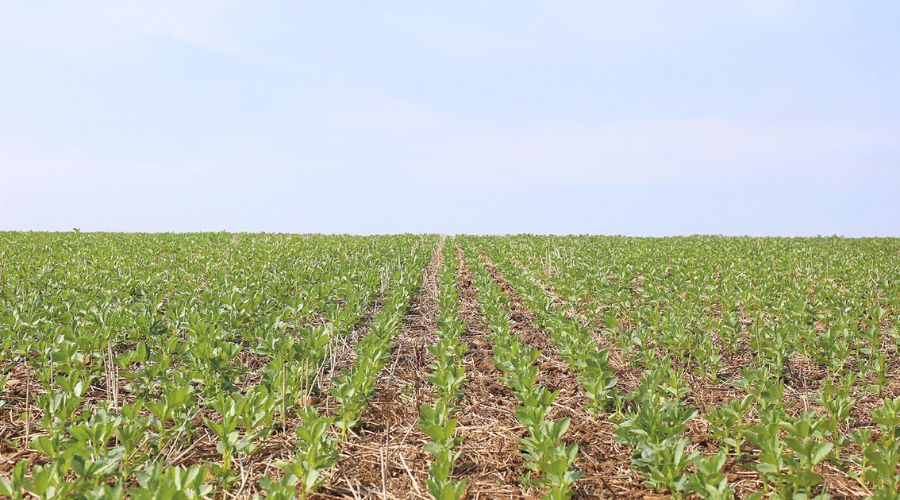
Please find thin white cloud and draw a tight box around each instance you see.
[323,102,900,187]
[0,1,247,55]
[0,2,896,234]
[355,1,809,64]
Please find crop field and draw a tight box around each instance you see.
[0,233,898,499]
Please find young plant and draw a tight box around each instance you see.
[858,397,900,494]
[685,451,733,500]
[419,398,466,500]
[203,395,258,475]
[276,406,339,498]
[819,379,856,460]
[427,338,466,401]
[705,395,752,456]
[129,463,213,500]
[633,437,697,497]
[780,412,833,496]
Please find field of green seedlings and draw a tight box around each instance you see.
[0,233,897,499]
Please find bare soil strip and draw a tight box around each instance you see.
[453,247,529,498]
[317,238,434,409]
[478,251,652,499]
[316,239,445,499]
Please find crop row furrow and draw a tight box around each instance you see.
[461,243,582,499]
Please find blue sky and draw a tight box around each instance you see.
[1,2,898,235]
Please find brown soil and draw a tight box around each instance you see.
[315,297,387,414]
[478,251,653,499]
[504,253,893,499]
[0,266,397,498]
[453,246,532,498]
[316,239,445,499]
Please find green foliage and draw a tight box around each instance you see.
[706,395,752,455]
[417,243,468,500]
[130,463,213,499]
[855,397,900,494]
[612,366,702,497]
[686,451,734,500]
[464,244,582,499]
[271,407,339,497]
[2,233,897,498]
[427,337,466,400]
[420,398,466,500]
[0,233,436,497]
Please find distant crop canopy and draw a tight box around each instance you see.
[0,233,897,498]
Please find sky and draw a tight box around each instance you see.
[1,2,898,236]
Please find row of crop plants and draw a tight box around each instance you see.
[472,237,736,499]
[482,236,900,498]
[0,233,436,498]
[417,239,468,499]
[474,238,619,415]
[460,242,582,499]
[505,236,898,391]
[260,238,434,498]
[1,234,895,498]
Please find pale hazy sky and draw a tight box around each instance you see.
[2,2,898,235]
